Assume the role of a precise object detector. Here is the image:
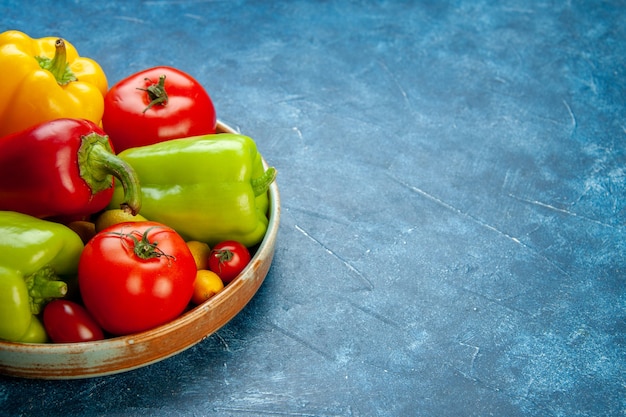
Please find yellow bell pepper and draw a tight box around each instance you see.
[0,30,108,137]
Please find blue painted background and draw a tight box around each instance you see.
[0,1,624,416]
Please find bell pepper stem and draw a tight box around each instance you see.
[251,167,277,197]
[24,266,68,314]
[78,133,142,215]
[35,38,77,85]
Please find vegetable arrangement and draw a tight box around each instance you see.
[0,30,277,344]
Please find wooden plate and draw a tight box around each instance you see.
[0,121,280,379]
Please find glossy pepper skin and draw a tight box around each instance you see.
[108,133,277,247]
[0,118,142,219]
[0,30,107,137]
[0,211,85,342]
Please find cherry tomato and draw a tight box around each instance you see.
[208,240,251,283]
[78,221,197,336]
[102,66,217,152]
[43,300,104,343]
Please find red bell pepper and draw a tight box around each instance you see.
[0,118,141,218]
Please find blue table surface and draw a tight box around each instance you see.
[1,1,624,416]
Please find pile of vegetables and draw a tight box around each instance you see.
[0,30,276,344]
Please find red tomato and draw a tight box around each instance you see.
[78,222,197,336]
[208,241,251,283]
[43,300,104,343]
[102,66,216,152]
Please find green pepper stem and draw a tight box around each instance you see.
[35,38,77,85]
[251,167,277,197]
[78,133,142,215]
[24,266,68,314]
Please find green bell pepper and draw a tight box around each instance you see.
[108,133,276,247]
[0,211,84,342]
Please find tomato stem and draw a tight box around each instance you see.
[138,75,168,113]
[215,249,234,263]
[111,227,174,261]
